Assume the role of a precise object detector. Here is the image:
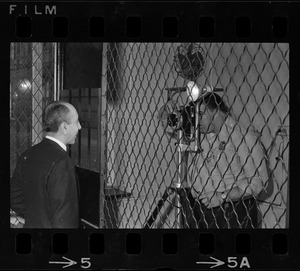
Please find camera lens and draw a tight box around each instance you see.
[167,113,178,127]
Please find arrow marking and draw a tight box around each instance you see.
[196,256,225,269]
[49,256,77,268]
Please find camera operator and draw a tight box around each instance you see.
[187,93,268,228]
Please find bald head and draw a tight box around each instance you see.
[44,101,72,133]
[43,101,81,145]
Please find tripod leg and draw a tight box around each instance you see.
[175,148,190,228]
[174,192,182,229]
[178,188,195,228]
[156,196,176,228]
[178,189,185,228]
[144,188,171,229]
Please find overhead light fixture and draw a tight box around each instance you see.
[18,79,31,93]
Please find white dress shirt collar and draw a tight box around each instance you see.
[45,135,67,151]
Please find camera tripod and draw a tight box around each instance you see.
[144,130,201,229]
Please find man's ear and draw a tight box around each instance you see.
[59,122,68,135]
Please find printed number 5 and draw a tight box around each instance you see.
[81,258,91,269]
[228,257,238,268]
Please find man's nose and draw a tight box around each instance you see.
[78,122,82,130]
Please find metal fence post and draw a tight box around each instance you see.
[31,43,43,145]
[99,42,108,228]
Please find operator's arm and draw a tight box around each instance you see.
[47,158,79,228]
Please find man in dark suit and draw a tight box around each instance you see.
[10,101,82,228]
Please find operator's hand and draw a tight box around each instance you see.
[199,191,223,209]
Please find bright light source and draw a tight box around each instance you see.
[18,79,31,93]
[186,81,201,101]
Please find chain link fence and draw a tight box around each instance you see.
[10,42,56,227]
[10,42,289,229]
[103,43,289,229]
[10,43,56,173]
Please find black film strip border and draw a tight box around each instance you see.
[6,2,291,42]
[1,1,300,270]
[0,230,297,269]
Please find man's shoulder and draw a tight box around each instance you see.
[225,116,238,128]
[23,139,68,161]
[223,116,240,136]
[224,117,259,146]
[223,117,247,140]
[36,138,65,150]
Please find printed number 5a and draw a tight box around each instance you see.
[228,257,250,268]
[81,258,91,269]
